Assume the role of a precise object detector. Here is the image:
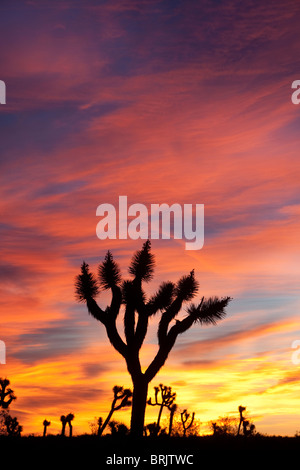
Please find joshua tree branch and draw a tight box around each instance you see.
[86,289,127,358]
[145,297,229,382]
[109,285,122,319]
[146,282,175,317]
[145,330,178,383]
[106,319,128,359]
[157,297,183,346]
[86,298,107,324]
[157,272,198,346]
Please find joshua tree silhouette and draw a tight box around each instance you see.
[148,384,176,435]
[237,406,255,436]
[0,378,16,409]
[0,378,22,437]
[75,241,231,437]
[60,415,67,436]
[98,386,132,436]
[210,415,238,436]
[168,403,177,436]
[43,419,51,437]
[96,417,103,436]
[180,409,195,437]
[66,413,74,437]
[3,413,22,436]
[109,420,130,436]
[237,405,246,436]
[60,413,74,436]
[211,422,220,436]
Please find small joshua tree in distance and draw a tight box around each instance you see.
[181,409,195,437]
[237,406,256,437]
[0,378,16,409]
[148,384,176,435]
[43,419,51,437]
[60,415,67,436]
[237,405,246,436]
[4,414,22,436]
[168,403,177,436]
[98,386,132,436]
[97,417,103,436]
[66,413,74,437]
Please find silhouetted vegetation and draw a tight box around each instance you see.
[75,241,231,436]
[180,409,195,437]
[60,415,67,436]
[237,406,255,436]
[210,415,239,436]
[66,413,75,437]
[147,384,176,436]
[2,412,22,436]
[0,377,22,436]
[88,416,102,435]
[0,375,297,467]
[98,386,132,436]
[0,378,16,409]
[43,419,51,437]
[144,422,164,437]
[60,414,75,437]
[168,403,177,436]
[237,405,246,435]
[96,417,103,436]
[243,419,256,436]
[108,420,129,436]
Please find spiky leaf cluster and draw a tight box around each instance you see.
[75,262,99,302]
[128,240,154,282]
[98,251,121,289]
[147,282,175,314]
[175,270,199,301]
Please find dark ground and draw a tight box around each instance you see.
[0,434,298,466]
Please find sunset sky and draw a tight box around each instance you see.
[1,0,300,436]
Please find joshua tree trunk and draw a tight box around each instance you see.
[43,420,50,437]
[168,405,177,436]
[99,408,114,436]
[130,376,148,438]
